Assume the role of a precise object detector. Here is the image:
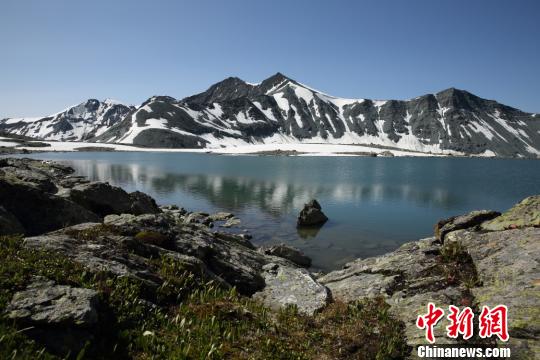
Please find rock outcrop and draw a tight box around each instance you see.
[6,277,100,355]
[68,182,161,217]
[0,158,161,235]
[480,195,540,231]
[434,209,501,242]
[297,200,328,227]
[253,262,329,315]
[319,201,540,358]
[0,158,101,235]
[23,211,330,315]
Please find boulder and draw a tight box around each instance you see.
[220,217,241,228]
[129,190,161,215]
[6,278,100,356]
[69,182,160,217]
[6,278,99,326]
[0,176,100,235]
[434,210,501,242]
[0,166,58,193]
[184,211,212,225]
[253,262,330,315]
[208,211,234,222]
[297,199,328,227]
[261,244,312,268]
[481,195,540,231]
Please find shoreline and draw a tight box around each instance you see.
[3,135,536,159]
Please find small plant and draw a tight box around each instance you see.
[439,240,465,263]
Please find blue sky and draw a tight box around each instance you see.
[1,0,539,117]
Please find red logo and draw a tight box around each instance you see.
[416,303,445,343]
[479,305,509,341]
[446,305,474,340]
[417,303,509,343]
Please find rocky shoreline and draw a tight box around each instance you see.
[0,157,538,358]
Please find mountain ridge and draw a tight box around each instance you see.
[1,73,539,158]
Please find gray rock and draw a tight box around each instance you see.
[220,217,241,228]
[253,262,330,315]
[481,195,540,231]
[184,211,211,225]
[261,244,312,268]
[58,175,90,188]
[434,210,501,242]
[67,182,160,218]
[320,196,540,356]
[6,279,99,326]
[5,277,101,356]
[0,175,100,235]
[297,199,328,227]
[319,237,464,348]
[208,211,234,222]
[129,191,161,215]
[446,227,540,356]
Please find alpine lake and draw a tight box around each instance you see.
[20,151,540,271]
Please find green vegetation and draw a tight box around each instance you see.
[438,239,479,289]
[0,235,409,359]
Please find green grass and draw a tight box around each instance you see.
[0,235,410,359]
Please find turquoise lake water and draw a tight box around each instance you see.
[20,152,540,270]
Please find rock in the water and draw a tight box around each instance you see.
[434,210,501,242]
[184,211,212,225]
[297,199,328,227]
[481,195,540,231]
[253,262,330,315]
[208,211,234,222]
[261,244,312,268]
[220,217,241,228]
[6,278,99,326]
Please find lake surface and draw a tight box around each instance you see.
[19,152,540,270]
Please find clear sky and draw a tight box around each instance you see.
[1,0,539,118]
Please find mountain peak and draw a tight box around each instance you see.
[262,72,292,84]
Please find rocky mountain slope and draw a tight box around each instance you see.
[0,99,133,141]
[2,73,539,157]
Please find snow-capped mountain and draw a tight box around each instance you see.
[0,99,133,141]
[2,73,539,157]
